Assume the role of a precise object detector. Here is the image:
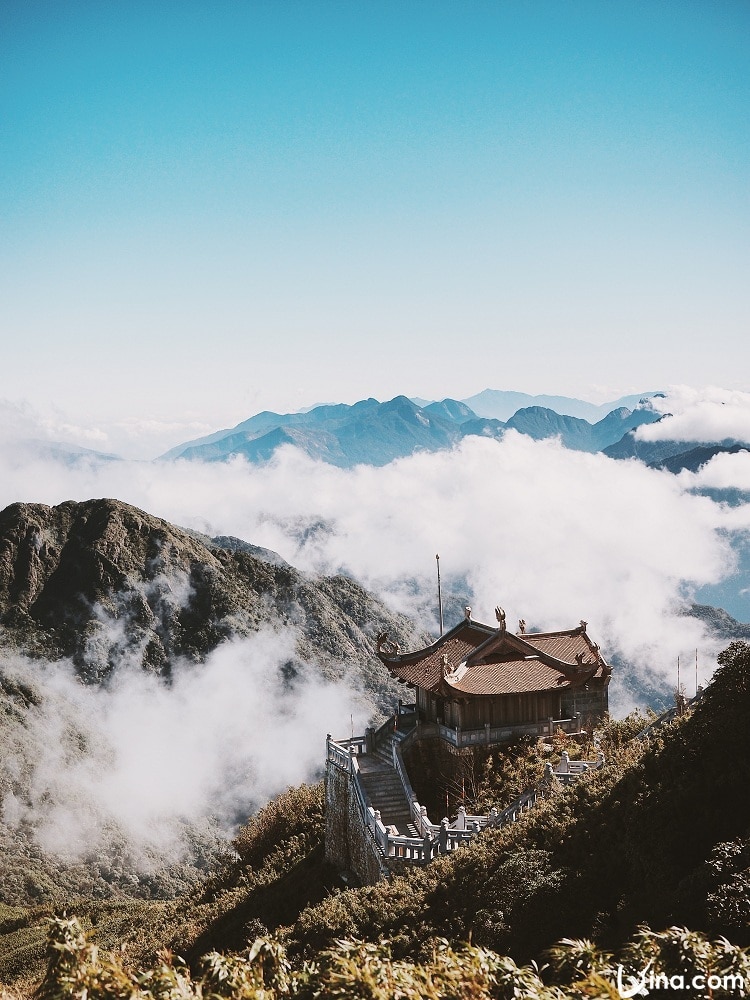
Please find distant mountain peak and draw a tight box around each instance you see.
[159,390,661,468]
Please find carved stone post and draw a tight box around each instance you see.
[455,805,467,830]
[438,818,449,854]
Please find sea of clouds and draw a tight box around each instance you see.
[0,384,749,863]
[0,629,369,862]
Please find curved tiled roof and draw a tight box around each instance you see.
[377,617,609,697]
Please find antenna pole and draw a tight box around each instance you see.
[695,648,698,696]
[677,654,680,695]
[436,553,444,637]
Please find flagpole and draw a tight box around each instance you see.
[436,553,444,637]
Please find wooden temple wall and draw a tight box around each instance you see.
[417,688,564,728]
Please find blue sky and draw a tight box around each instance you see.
[1,1,748,444]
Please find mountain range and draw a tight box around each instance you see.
[22,388,750,478]
[160,394,662,468]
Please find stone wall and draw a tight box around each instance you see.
[403,737,475,821]
[324,760,386,886]
[560,684,607,725]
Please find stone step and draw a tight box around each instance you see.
[369,780,404,792]
[359,761,414,834]
[365,792,408,808]
[371,810,412,827]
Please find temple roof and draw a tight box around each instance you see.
[376,615,610,697]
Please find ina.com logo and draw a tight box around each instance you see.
[615,960,747,997]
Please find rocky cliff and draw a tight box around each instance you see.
[0,498,420,709]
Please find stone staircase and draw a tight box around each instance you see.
[357,736,418,837]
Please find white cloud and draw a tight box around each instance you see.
[635,385,750,444]
[0,430,739,687]
[0,397,218,459]
[0,630,368,862]
[681,449,750,495]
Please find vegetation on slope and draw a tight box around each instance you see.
[2,643,749,995]
[33,915,750,1000]
[0,784,329,991]
[0,498,420,705]
[289,642,750,962]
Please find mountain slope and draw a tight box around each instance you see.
[604,428,750,469]
[0,498,420,704]
[505,404,659,452]
[286,641,750,962]
[0,497,426,928]
[652,443,750,474]
[163,396,473,468]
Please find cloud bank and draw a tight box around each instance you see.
[0,426,743,680]
[0,629,368,862]
[635,385,750,444]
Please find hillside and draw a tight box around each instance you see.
[604,432,750,469]
[462,388,661,422]
[505,403,657,452]
[1,642,749,992]
[0,498,425,956]
[0,498,420,699]
[284,642,750,963]
[1,498,749,992]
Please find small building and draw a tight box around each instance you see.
[377,608,610,743]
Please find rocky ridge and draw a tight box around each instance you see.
[0,498,421,710]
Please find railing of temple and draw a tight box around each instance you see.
[373,715,397,746]
[396,701,418,732]
[326,738,352,771]
[553,749,606,785]
[635,685,708,741]
[409,717,580,748]
[326,731,605,867]
[326,735,367,770]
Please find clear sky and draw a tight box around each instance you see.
[1,0,748,451]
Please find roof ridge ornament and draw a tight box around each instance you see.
[494,605,506,633]
[376,631,400,658]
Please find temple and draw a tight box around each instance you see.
[376,607,610,743]
[325,608,612,884]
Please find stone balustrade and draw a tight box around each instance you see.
[326,726,606,870]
